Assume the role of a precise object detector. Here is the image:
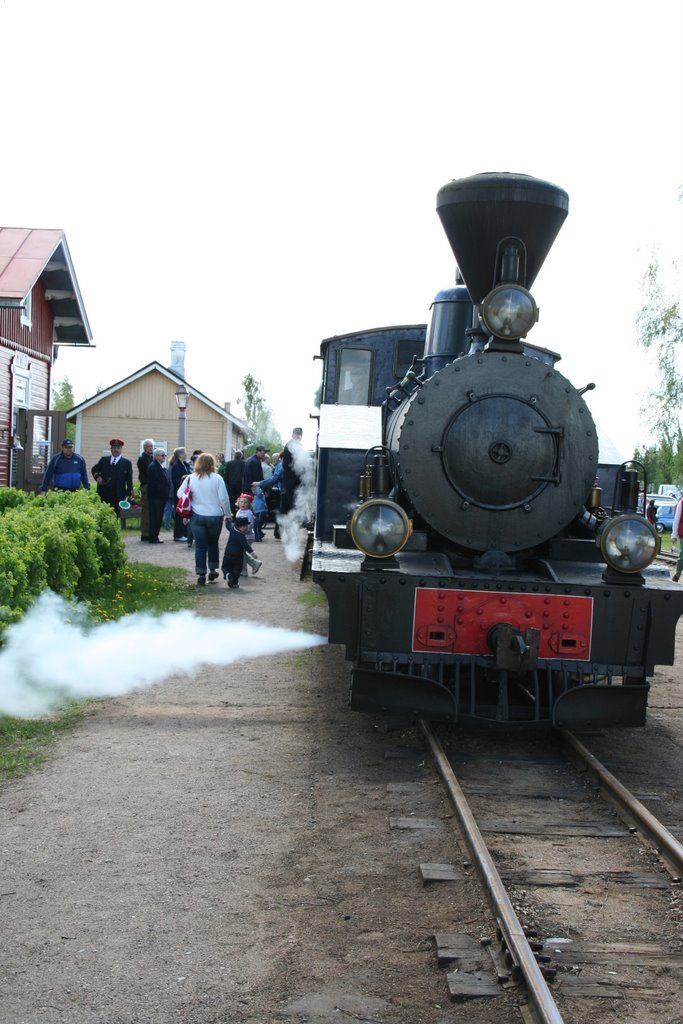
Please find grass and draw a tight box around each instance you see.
[0,561,197,782]
[86,561,195,620]
[297,589,327,609]
[0,703,84,779]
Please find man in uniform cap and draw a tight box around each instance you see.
[40,439,90,495]
[91,438,133,516]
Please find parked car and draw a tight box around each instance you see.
[648,494,678,533]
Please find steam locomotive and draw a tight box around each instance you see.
[311,172,683,729]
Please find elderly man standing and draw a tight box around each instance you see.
[137,438,154,542]
[92,438,133,516]
[146,448,169,544]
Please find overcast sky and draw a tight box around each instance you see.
[2,0,681,457]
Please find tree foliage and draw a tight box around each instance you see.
[635,256,683,445]
[51,377,75,411]
[235,374,282,455]
[51,378,76,444]
[634,437,683,494]
[239,373,265,432]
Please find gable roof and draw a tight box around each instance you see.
[67,361,249,431]
[0,227,93,346]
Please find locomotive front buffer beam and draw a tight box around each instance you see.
[313,538,683,728]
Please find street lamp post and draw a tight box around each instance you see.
[175,384,190,448]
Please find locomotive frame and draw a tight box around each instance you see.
[311,173,683,729]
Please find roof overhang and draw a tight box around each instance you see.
[43,238,93,347]
[0,229,93,347]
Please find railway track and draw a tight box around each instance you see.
[658,549,677,567]
[416,721,683,1023]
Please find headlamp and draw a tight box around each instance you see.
[599,514,660,574]
[350,499,412,558]
[480,284,538,340]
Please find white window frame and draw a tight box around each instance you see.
[20,289,33,329]
[11,353,31,409]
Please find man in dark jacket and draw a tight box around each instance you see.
[92,438,133,515]
[137,438,154,541]
[146,448,169,544]
[222,450,245,516]
[40,439,90,494]
[241,447,266,495]
[281,428,303,514]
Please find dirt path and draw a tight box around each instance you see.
[1,527,682,1024]
[0,529,502,1024]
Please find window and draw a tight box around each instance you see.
[20,290,32,329]
[393,339,423,378]
[8,355,31,485]
[13,373,29,406]
[11,353,31,409]
[336,349,372,405]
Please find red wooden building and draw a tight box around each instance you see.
[0,228,92,489]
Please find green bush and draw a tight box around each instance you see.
[0,489,127,642]
[0,488,29,515]
[0,539,34,630]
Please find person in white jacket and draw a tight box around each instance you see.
[180,452,231,586]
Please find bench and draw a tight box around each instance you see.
[119,505,142,530]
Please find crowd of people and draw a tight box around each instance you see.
[41,434,683,591]
[39,429,309,590]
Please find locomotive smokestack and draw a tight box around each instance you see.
[436,173,569,305]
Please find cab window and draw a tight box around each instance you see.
[336,349,372,405]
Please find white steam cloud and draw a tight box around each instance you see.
[277,440,316,561]
[0,592,326,719]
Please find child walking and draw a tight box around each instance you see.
[234,494,254,536]
[222,519,254,589]
[250,481,267,541]
[234,493,262,576]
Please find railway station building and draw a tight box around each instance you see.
[0,227,92,490]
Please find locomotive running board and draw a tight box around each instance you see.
[350,668,458,722]
[552,684,648,730]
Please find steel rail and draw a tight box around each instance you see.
[419,720,566,1024]
[563,730,683,879]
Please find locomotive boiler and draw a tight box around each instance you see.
[311,172,683,728]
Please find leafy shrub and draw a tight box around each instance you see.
[0,490,127,642]
[0,489,29,515]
